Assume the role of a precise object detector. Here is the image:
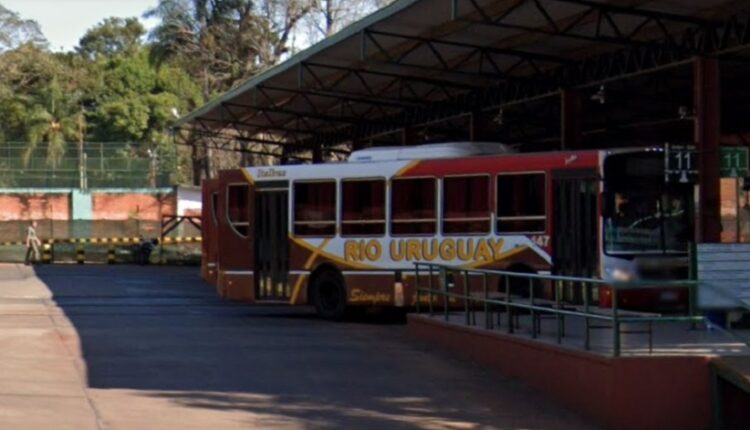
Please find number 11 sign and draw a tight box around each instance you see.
[720,146,749,178]
[664,143,698,183]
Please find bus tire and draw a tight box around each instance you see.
[311,270,347,320]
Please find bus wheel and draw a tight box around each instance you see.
[311,270,347,320]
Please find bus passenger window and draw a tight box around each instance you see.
[391,178,436,235]
[443,176,490,234]
[294,181,336,236]
[227,184,250,237]
[342,179,385,236]
[497,174,546,233]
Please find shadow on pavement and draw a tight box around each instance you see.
[33,264,595,430]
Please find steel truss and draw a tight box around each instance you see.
[321,12,750,145]
[457,0,721,47]
[362,29,571,78]
[175,122,349,159]
[185,0,750,154]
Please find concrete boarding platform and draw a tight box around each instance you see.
[408,311,750,430]
[430,309,750,357]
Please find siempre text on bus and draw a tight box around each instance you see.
[344,238,509,263]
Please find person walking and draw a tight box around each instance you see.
[24,221,41,265]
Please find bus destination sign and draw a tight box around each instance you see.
[664,143,698,184]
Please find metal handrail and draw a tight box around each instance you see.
[415,261,698,288]
[413,262,704,357]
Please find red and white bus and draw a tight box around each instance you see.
[200,178,219,286]
[206,142,693,318]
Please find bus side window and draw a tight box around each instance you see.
[443,175,491,234]
[294,181,336,236]
[391,178,436,235]
[496,173,546,233]
[227,184,250,237]
[341,179,385,236]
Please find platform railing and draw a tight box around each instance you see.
[413,262,704,357]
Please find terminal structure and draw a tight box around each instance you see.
[176,1,750,429]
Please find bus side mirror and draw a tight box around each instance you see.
[743,178,750,192]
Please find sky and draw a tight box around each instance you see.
[5,0,159,52]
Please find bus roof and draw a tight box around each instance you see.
[244,148,613,182]
[348,142,514,162]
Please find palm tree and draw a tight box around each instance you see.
[23,78,80,171]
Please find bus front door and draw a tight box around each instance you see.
[255,182,290,301]
[552,171,598,303]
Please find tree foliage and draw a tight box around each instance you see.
[0,0,392,184]
[302,0,392,40]
[77,17,145,60]
[0,4,46,51]
[146,0,315,98]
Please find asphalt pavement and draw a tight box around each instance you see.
[0,263,597,429]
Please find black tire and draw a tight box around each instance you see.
[311,270,347,320]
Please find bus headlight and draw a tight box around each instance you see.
[610,268,634,282]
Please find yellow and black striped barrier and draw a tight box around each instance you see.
[1,236,202,264]
[42,243,53,264]
[76,244,85,265]
[162,236,203,245]
[0,236,202,247]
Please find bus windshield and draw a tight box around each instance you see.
[603,152,692,255]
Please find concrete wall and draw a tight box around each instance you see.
[92,193,174,221]
[0,188,175,222]
[0,193,70,221]
[408,315,712,430]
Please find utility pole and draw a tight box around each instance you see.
[78,107,87,190]
[148,148,158,188]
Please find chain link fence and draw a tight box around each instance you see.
[0,142,171,188]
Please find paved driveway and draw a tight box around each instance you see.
[0,264,597,429]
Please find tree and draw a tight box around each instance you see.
[77,17,146,60]
[302,0,391,40]
[0,3,46,51]
[0,43,79,169]
[23,77,81,170]
[146,0,314,98]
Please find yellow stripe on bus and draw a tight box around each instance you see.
[289,274,308,306]
[241,169,255,185]
[289,236,378,270]
[461,245,531,269]
[289,238,331,305]
[303,238,331,270]
[393,160,420,178]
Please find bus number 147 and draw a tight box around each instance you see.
[531,235,550,248]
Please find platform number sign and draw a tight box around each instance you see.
[664,143,698,184]
[720,146,748,178]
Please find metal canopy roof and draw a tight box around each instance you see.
[174,0,750,157]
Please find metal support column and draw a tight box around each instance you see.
[469,111,489,142]
[401,127,417,146]
[561,89,581,150]
[694,57,722,243]
[312,147,324,164]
